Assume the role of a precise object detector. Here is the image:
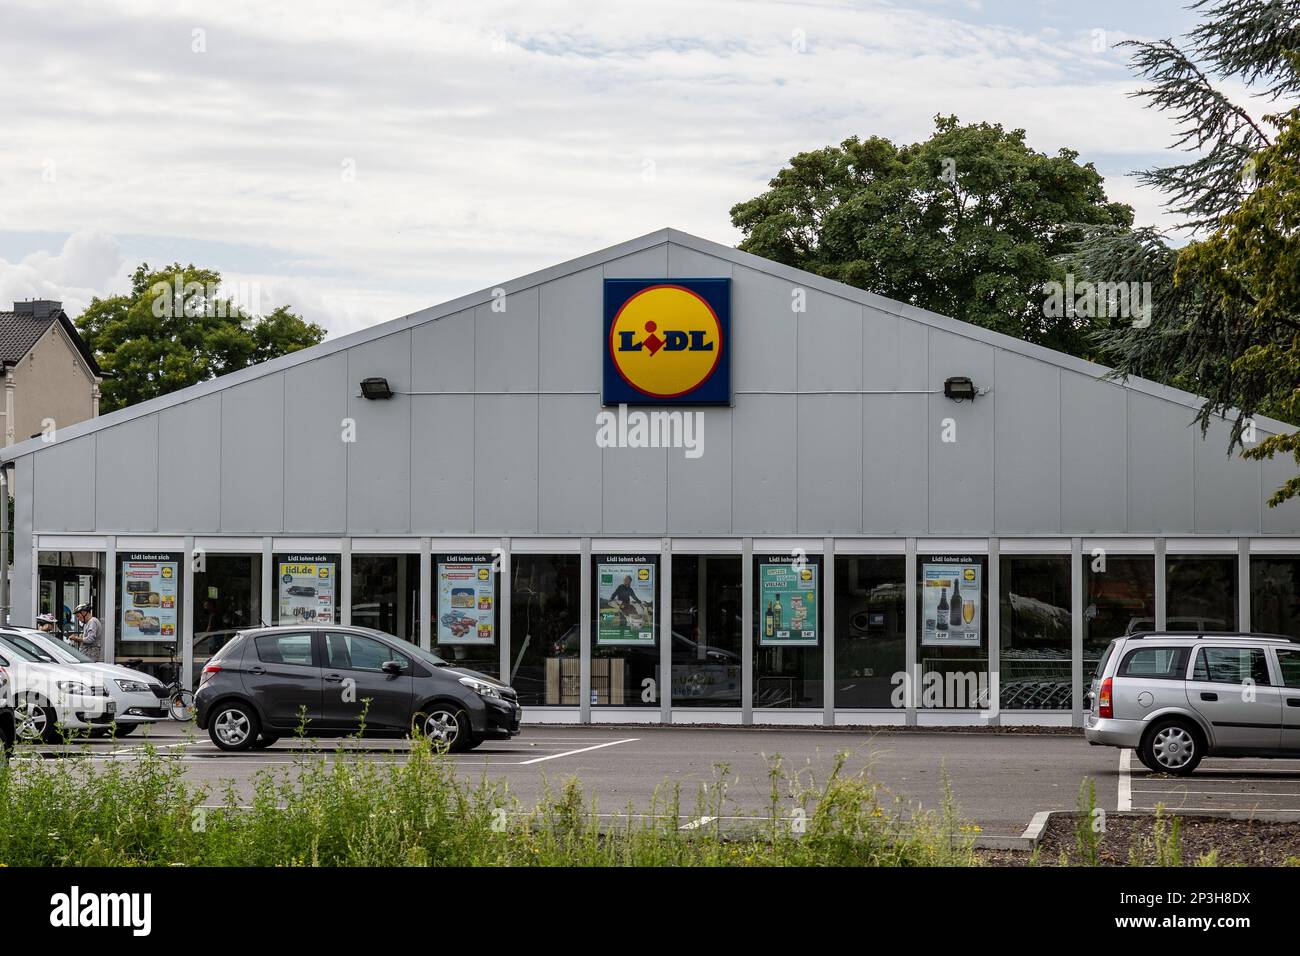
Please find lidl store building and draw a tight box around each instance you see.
[6,228,1300,728]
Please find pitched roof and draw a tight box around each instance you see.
[0,227,1286,462]
[0,307,103,377]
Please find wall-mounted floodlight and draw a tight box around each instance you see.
[360,377,393,400]
[943,376,978,402]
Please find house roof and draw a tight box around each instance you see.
[0,307,103,377]
[0,227,1285,463]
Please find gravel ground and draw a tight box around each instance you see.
[980,813,1300,866]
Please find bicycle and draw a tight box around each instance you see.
[121,646,195,721]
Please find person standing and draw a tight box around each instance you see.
[71,603,103,662]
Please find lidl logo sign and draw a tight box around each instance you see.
[604,278,730,404]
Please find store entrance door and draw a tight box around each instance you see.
[38,567,98,638]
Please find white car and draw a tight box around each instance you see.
[0,628,173,738]
[0,634,116,742]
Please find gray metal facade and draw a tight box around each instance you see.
[6,228,1299,724]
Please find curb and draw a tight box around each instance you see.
[989,806,1300,854]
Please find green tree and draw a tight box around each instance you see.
[1076,0,1300,501]
[729,114,1133,356]
[77,263,326,412]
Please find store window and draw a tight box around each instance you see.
[834,556,905,708]
[272,552,340,626]
[116,551,183,683]
[433,552,499,679]
[1251,556,1300,639]
[510,554,580,707]
[999,555,1071,710]
[38,550,102,641]
[672,555,742,707]
[592,553,660,707]
[917,554,989,709]
[352,553,419,644]
[193,553,262,687]
[1084,553,1153,689]
[1167,554,1237,632]
[753,553,823,708]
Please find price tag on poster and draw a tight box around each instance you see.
[758,556,819,646]
[119,553,180,642]
[921,556,982,646]
[595,555,657,646]
[436,555,497,645]
[277,553,337,625]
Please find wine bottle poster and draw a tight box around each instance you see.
[920,559,981,647]
[758,560,819,646]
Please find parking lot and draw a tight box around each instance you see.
[14,723,1300,836]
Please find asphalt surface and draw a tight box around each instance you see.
[14,723,1300,836]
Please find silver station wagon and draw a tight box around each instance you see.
[1085,632,1300,775]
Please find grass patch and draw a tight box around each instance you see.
[0,739,978,867]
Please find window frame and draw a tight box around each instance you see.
[1191,645,1272,687]
[254,630,318,668]
[1116,645,1191,681]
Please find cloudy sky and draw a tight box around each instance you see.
[0,0,1208,336]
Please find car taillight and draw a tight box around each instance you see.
[200,663,221,685]
[1098,677,1113,719]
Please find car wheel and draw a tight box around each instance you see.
[209,702,260,752]
[15,696,58,744]
[416,706,471,753]
[1141,719,1203,776]
[1134,746,1160,773]
[251,735,280,750]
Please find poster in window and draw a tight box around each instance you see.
[595,556,656,646]
[921,557,982,646]
[758,557,819,646]
[278,554,337,625]
[436,556,497,645]
[119,554,180,642]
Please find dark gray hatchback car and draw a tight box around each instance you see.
[194,625,521,752]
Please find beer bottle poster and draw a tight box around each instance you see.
[759,560,819,646]
[921,558,981,647]
[278,555,337,625]
[436,556,496,645]
[595,558,656,646]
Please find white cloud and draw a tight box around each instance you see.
[0,231,130,317]
[0,0,1209,333]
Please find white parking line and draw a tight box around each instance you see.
[679,815,717,830]
[516,738,638,765]
[1118,748,1132,811]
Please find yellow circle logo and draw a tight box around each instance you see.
[477,568,490,580]
[637,568,650,580]
[963,568,976,582]
[609,285,722,399]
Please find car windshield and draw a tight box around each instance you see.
[0,637,45,663]
[22,631,89,664]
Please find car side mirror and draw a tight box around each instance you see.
[381,660,404,675]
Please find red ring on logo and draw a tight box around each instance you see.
[608,284,724,399]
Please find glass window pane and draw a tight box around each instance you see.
[256,632,313,666]
[918,554,988,709]
[1085,555,1153,694]
[1251,556,1300,638]
[272,553,340,626]
[1166,555,1237,632]
[834,556,904,708]
[433,553,499,678]
[1275,648,1300,688]
[1193,647,1268,685]
[754,554,823,708]
[352,553,420,644]
[510,554,580,707]
[194,553,262,687]
[999,555,1071,710]
[116,552,183,680]
[672,555,742,707]
[593,554,660,707]
[1118,646,1189,679]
